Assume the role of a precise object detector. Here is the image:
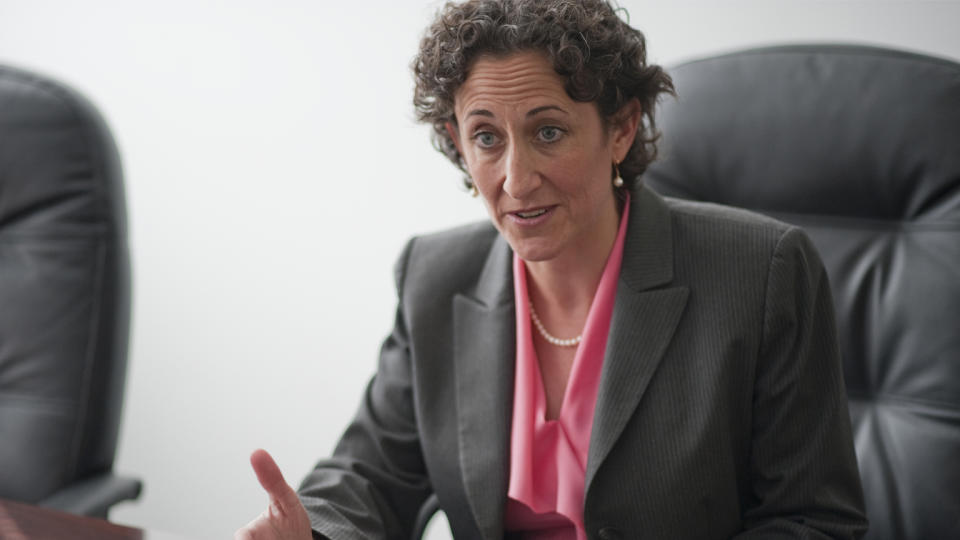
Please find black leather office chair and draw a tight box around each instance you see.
[645,44,960,540]
[0,64,141,518]
[411,44,960,540]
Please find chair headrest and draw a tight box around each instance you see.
[646,45,960,222]
[0,65,125,236]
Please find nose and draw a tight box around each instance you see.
[502,142,541,199]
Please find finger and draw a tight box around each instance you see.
[235,514,273,540]
[234,519,259,540]
[249,449,299,507]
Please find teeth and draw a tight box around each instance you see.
[517,209,547,218]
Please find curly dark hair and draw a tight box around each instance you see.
[413,0,675,190]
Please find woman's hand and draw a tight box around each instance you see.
[235,449,313,540]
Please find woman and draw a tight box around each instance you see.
[236,1,867,539]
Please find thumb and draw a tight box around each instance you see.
[249,448,299,507]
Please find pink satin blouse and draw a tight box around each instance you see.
[505,194,631,539]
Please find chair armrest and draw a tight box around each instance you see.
[38,472,142,519]
[411,493,441,540]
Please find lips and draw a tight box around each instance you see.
[506,205,555,226]
[516,208,548,219]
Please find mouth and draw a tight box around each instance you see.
[506,205,555,225]
[515,208,548,219]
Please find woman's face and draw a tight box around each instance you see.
[448,51,638,263]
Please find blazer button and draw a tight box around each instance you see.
[598,527,622,540]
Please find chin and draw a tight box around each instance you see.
[506,237,561,263]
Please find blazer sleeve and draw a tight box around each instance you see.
[735,227,868,539]
[296,237,432,540]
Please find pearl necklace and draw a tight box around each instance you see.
[529,301,582,347]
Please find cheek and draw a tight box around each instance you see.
[547,153,607,195]
[468,169,498,205]
[477,183,502,214]
[476,189,504,229]
[465,156,502,191]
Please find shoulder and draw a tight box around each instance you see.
[661,195,813,258]
[402,220,499,275]
[664,195,791,238]
[653,193,824,292]
[407,220,499,261]
[393,220,502,298]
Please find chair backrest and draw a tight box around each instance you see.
[0,64,132,503]
[645,44,960,540]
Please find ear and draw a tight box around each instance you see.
[610,98,644,162]
[445,121,464,156]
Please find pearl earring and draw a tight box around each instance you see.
[613,161,624,188]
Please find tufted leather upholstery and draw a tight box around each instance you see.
[645,44,960,540]
[0,64,140,518]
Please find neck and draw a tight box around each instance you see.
[525,195,621,315]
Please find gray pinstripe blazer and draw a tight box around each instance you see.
[298,186,867,540]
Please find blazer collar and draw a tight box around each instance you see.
[620,184,675,291]
[452,186,689,537]
[585,186,689,497]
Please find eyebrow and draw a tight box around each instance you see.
[466,109,495,118]
[526,105,567,117]
[465,105,569,119]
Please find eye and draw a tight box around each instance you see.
[537,126,564,143]
[472,131,498,148]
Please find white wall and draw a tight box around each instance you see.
[1,1,957,538]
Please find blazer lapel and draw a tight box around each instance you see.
[450,188,689,532]
[585,187,690,494]
[453,235,515,539]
